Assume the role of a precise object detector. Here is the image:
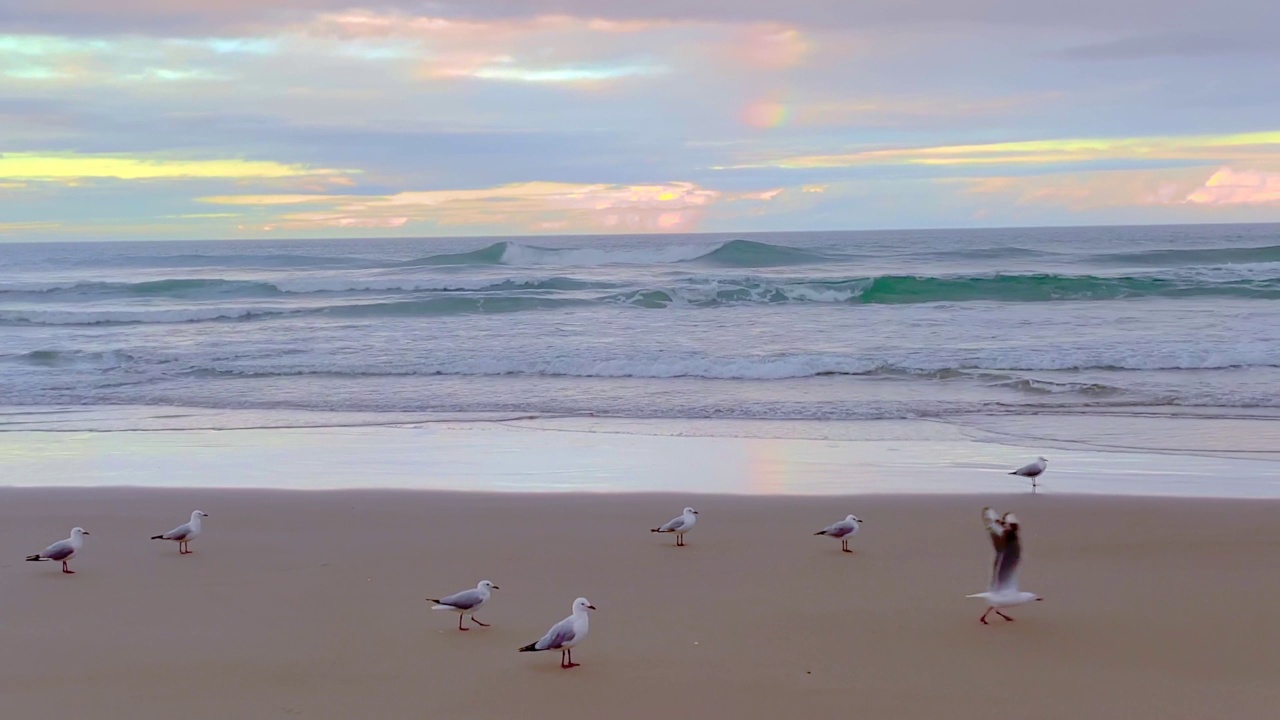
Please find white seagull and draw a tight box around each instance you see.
[427,580,499,631]
[1010,456,1048,491]
[519,597,595,669]
[967,507,1042,624]
[26,527,90,574]
[814,514,863,553]
[150,510,208,554]
[651,506,698,546]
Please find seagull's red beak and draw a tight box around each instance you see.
[587,604,597,610]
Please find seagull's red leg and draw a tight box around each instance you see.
[470,615,490,627]
[565,649,579,668]
[561,650,569,668]
[996,610,1015,622]
[842,539,852,553]
[458,614,469,631]
[62,561,74,574]
[979,607,992,624]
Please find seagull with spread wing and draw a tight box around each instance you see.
[967,507,1042,624]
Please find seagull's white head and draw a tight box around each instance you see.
[192,510,209,520]
[683,507,698,516]
[71,527,89,537]
[847,514,862,523]
[573,597,597,612]
[1002,512,1019,529]
[477,579,499,591]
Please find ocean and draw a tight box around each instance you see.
[3,224,1280,429]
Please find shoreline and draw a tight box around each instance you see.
[3,406,1279,497]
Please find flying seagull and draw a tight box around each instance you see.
[814,514,863,553]
[428,580,499,631]
[26,527,90,574]
[150,510,208,554]
[519,597,595,669]
[1010,456,1048,491]
[967,507,1042,623]
[651,507,698,546]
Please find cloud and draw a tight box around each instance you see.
[0,220,61,232]
[950,165,1261,211]
[726,131,1280,170]
[740,92,1064,129]
[8,1,1279,37]
[0,152,353,182]
[201,180,783,232]
[1059,31,1277,60]
[1184,167,1280,206]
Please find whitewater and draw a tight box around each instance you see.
[3,224,1280,423]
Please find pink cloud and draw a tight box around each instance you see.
[203,180,783,233]
[1184,167,1280,205]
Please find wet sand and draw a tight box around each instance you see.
[2,488,1277,719]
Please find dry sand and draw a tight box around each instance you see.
[1,488,1278,719]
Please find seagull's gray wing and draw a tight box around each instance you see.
[824,521,854,538]
[982,508,1007,588]
[982,508,1005,552]
[436,588,485,610]
[992,525,1022,593]
[164,523,193,541]
[535,616,577,650]
[1012,461,1042,477]
[659,516,688,532]
[43,540,75,561]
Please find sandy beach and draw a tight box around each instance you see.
[2,487,1278,720]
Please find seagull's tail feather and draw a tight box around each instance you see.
[814,530,826,535]
[25,554,45,562]
[150,534,165,540]
[1008,470,1019,475]
[650,528,664,533]
[425,598,441,604]
[518,641,541,652]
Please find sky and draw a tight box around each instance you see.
[2,0,1280,241]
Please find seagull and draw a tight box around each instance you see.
[1010,456,1048,491]
[427,580,499,631]
[651,507,698,546]
[967,507,1042,623]
[150,510,208,554]
[814,514,863,553]
[519,597,595,669]
[25,527,90,574]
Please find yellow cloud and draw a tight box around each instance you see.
[199,194,344,205]
[728,131,1280,170]
[948,165,1269,211]
[0,220,61,232]
[201,180,783,233]
[0,153,356,181]
[1185,168,1280,206]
